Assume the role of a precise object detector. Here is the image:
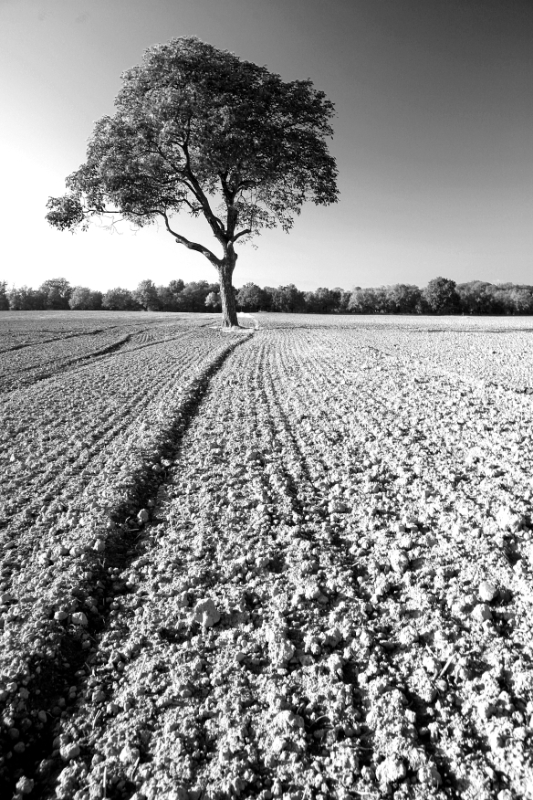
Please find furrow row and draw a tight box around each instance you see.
[0,329,252,797]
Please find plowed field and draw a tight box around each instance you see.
[1,312,533,800]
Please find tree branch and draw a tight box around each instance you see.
[181,142,227,240]
[218,172,241,241]
[85,205,162,219]
[160,211,222,267]
[183,198,202,215]
[232,228,252,242]
[152,140,226,231]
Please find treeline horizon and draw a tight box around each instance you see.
[1,276,533,315]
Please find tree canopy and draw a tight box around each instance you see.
[422,277,460,315]
[46,37,338,326]
[2,276,533,315]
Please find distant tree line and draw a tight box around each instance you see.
[1,277,532,315]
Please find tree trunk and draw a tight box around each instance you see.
[218,254,239,328]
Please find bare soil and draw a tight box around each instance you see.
[1,313,533,800]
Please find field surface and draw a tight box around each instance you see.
[1,311,533,800]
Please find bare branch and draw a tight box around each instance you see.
[183,198,202,215]
[232,228,252,242]
[85,205,162,220]
[181,142,227,240]
[160,211,221,267]
[152,141,226,231]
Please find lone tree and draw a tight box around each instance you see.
[46,37,339,327]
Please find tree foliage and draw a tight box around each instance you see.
[271,284,306,313]
[304,287,344,314]
[69,287,103,310]
[102,288,140,311]
[236,283,267,312]
[0,281,9,311]
[46,37,338,326]
[39,278,72,310]
[7,286,46,310]
[205,291,221,311]
[133,279,160,311]
[422,277,460,315]
[3,276,533,315]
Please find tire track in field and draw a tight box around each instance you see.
[0,333,138,394]
[0,332,254,799]
[0,322,178,391]
[0,330,216,534]
[0,392,154,542]
[53,333,363,800]
[30,328,514,800]
[223,333,438,796]
[0,325,215,394]
[0,357,173,533]
[181,334,378,790]
[0,325,127,355]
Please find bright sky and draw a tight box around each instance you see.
[1,0,532,292]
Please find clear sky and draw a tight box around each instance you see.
[1,0,531,292]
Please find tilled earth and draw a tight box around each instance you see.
[1,316,533,800]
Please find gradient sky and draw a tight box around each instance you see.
[1,0,531,292]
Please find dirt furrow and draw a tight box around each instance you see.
[0,329,219,527]
[2,319,533,800]
[0,327,116,355]
[0,332,253,799]
[256,334,456,795]
[32,332,437,800]
[265,329,533,798]
[0,321,197,394]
